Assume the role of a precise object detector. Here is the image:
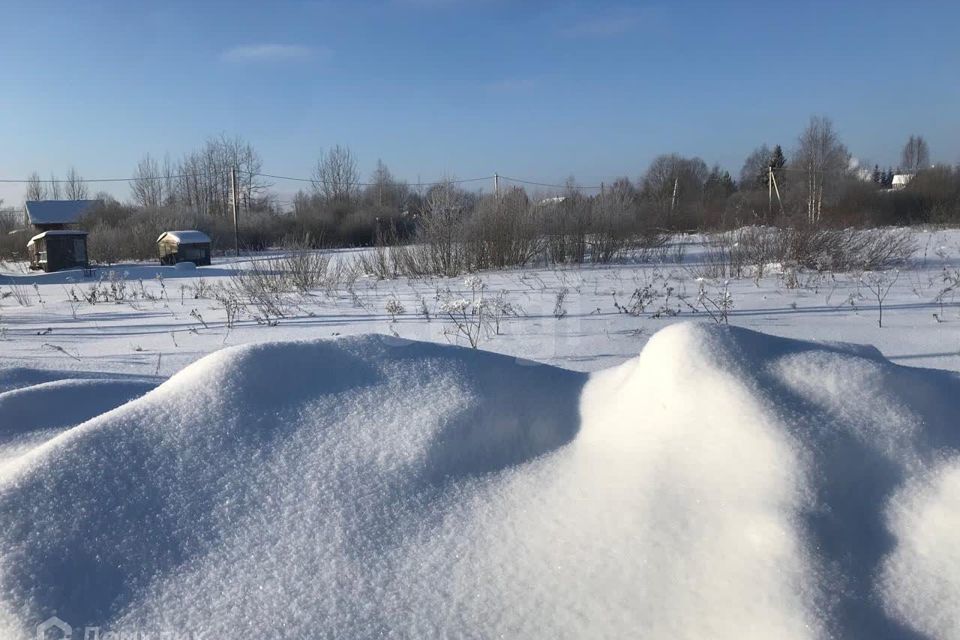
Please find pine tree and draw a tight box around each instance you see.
[707,166,737,197]
[872,164,881,184]
[883,168,894,188]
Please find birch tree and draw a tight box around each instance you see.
[794,116,850,225]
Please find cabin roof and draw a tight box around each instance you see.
[157,230,211,245]
[25,200,99,225]
[28,230,89,245]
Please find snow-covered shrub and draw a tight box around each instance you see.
[276,238,332,292]
[227,261,289,321]
[553,288,568,319]
[463,190,542,270]
[861,269,900,328]
[354,239,394,279]
[437,277,512,348]
[385,297,405,322]
[479,290,517,335]
[686,278,734,324]
[214,287,244,329]
[784,227,915,272]
[3,281,31,306]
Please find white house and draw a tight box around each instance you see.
[891,174,914,190]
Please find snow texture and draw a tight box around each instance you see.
[1,325,959,639]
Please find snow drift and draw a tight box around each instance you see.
[1,325,960,639]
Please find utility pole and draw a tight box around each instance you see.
[230,166,240,258]
[768,166,773,217]
[494,173,500,199]
[771,170,783,216]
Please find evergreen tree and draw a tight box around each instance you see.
[872,164,881,185]
[883,168,895,188]
[706,165,737,198]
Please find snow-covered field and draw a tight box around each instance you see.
[3,229,960,638]
[2,229,960,377]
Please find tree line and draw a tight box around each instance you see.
[4,116,959,265]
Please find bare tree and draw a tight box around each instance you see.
[369,158,391,207]
[48,173,63,200]
[900,135,930,173]
[364,159,409,210]
[131,154,165,208]
[641,154,709,222]
[793,116,850,225]
[740,145,772,189]
[313,145,359,205]
[171,135,265,216]
[25,172,47,201]
[65,166,89,200]
[161,154,177,206]
[419,178,468,276]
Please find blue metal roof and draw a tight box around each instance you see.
[25,200,100,225]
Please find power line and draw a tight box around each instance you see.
[0,170,648,193]
[0,172,220,184]
[252,172,494,187]
[499,175,604,190]
[0,171,497,188]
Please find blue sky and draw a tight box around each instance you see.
[1,0,958,204]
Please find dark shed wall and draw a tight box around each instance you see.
[30,235,89,272]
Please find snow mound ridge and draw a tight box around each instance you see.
[2,326,960,639]
[0,335,585,638]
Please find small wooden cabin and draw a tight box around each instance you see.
[157,230,212,266]
[27,230,89,272]
[24,200,98,272]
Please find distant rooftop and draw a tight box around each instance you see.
[892,174,914,189]
[25,200,100,225]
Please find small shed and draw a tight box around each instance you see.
[23,200,98,273]
[157,230,212,266]
[27,230,89,272]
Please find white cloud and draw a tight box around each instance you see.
[220,44,323,63]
